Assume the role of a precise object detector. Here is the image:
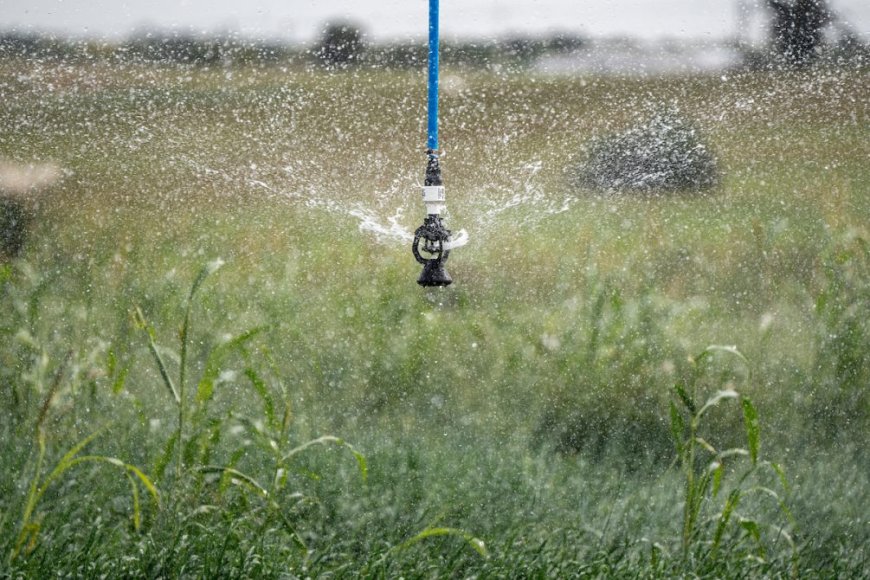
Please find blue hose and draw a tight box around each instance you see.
[427,0,440,152]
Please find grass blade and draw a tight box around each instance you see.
[702,345,750,369]
[45,426,109,488]
[694,390,739,424]
[244,368,277,430]
[768,462,790,493]
[669,401,685,455]
[742,397,760,465]
[125,471,141,531]
[674,382,696,415]
[188,258,224,302]
[282,436,367,483]
[12,435,46,562]
[153,431,178,483]
[712,489,741,557]
[126,464,161,508]
[11,523,40,561]
[199,466,269,498]
[134,306,179,404]
[710,460,724,497]
[111,366,130,395]
[180,258,226,394]
[395,527,487,558]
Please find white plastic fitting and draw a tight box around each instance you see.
[422,185,446,215]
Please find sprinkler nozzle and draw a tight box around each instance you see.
[412,214,452,287]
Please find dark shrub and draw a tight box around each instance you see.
[315,23,366,69]
[574,110,718,194]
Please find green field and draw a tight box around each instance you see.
[1,60,868,577]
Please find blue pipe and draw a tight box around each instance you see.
[427,0,440,152]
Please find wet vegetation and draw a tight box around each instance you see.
[0,57,868,577]
[572,108,719,193]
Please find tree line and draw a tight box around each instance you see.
[1,1,867,70]
[0,27,587,69]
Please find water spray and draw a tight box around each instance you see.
[412,0,464,287]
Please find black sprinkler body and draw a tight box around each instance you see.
[413,215,452,287]
[413,151,452,287]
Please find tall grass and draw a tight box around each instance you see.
[0,62,867,576]
[669,346,793,562]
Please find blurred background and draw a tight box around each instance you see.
[2,0,868,72]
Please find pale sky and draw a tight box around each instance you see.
[1,0,868,42]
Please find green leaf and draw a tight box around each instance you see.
[710,460,724,497]
[25,451,155,548]
[153,431,178,483]
[14,438,47,560]
[700,345,752,383]
[769,462,789,493]
[196,327,263,403]
[188,259,224,302]
[244,368,276,430]
[669,401,685,456]
[742,397,760,465]
[283,436,367,483]
[111,366,129,395]
[136,306,180,404]
[718,448,750,460]
[695,390,739,425]
[50,426,109,479]
[12,523,40,560]
[674,382,696,415]
[199,466,268,498]
[693,436,717,455]
[748,485,795,526]
[66,456,158,531]
[702,344,749,366]
[126,464,160,508]
[125,471,141,531]
[395,527,487,558]
[107,348,117,377]
[218,448,247,496]
[179,261,224,400]
[740,519,765,558]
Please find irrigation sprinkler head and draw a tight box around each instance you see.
[412,150,454,287]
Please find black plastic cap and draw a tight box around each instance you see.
[417,260,452,287]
